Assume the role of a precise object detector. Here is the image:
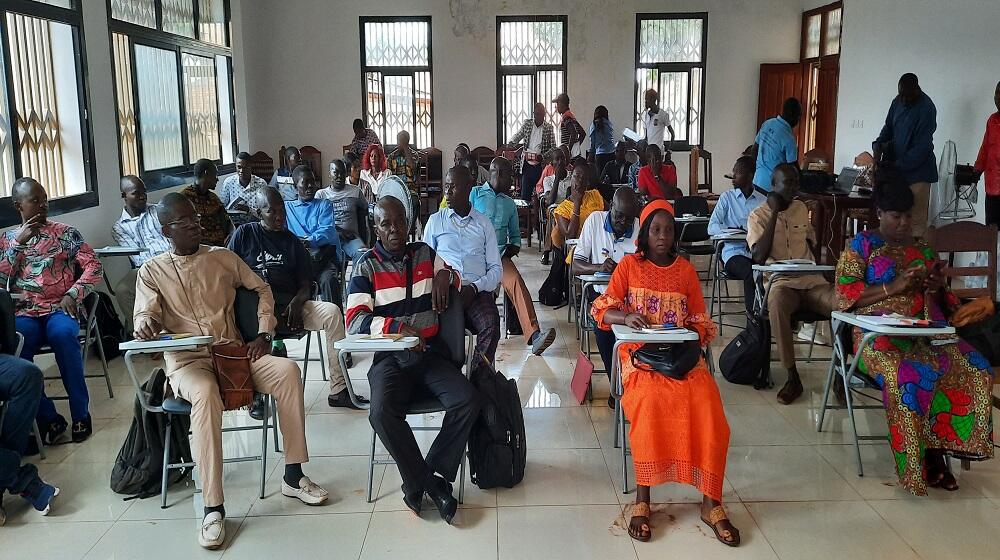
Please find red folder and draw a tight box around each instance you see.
[571,351,595,404]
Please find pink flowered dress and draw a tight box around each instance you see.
[836,229,994,495]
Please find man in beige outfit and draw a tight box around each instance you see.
[133,193,328,550]
[747,164,835,405]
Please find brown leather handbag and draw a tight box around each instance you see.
[209,343,255,410]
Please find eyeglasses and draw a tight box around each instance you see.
[166,215,201,227]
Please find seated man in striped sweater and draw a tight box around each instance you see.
[345,196,480,525]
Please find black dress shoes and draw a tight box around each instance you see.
[402,485,422,516]
[425,475,458,525]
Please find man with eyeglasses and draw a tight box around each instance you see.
[134,192,328,549]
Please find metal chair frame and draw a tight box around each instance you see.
[339,332,476,504]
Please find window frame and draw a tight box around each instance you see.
[0,0,98,228]
[633,12,708,153]
[359,15,435,149]
[494,15,567,148]
[800,1,842,61]
[107,0,236,190]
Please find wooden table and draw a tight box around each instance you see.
[798,192,874,265]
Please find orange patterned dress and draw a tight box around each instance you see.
[591,254,729,500]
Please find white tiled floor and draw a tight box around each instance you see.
[4,253,999,560]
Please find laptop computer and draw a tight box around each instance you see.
[831,167,860,195]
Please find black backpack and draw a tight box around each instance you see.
[719,312,772,389]
[110,367,193,498]
[91,291,127,360]
[467,356,526,489]
[538,247,568,306]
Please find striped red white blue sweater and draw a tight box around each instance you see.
[346,241,460,339]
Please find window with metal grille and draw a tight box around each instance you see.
[634,13,707,151]
[0,0,96,224]
[110,1,236,184]
[360,17,433,149]
[496,16,566,147]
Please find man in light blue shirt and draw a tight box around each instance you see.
[470,158,556,355]
[284,165,343,304]
[708,156,766,312]
[423,165,502,366]
[752,98,801,191]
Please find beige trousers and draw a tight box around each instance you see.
[501,257,540,343]
[166,353,308,507]
[910,181,932,238]
[767,283,836,370]
[299,300,347,394]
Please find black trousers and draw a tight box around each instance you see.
[520,162,543,201]
[723,255,756,313]
[310,246,342,307]
[368,349,481,497]
[986,195,1000,228]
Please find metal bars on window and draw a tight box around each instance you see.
[496,16,566,146]
[634,13,707,151]
[109,0,230,47]
[360,17,433,148]
[112,33,139,175]
[110,1,236,178]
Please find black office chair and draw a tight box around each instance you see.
[673,196,714,281]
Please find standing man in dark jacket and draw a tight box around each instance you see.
[873,73,938,237]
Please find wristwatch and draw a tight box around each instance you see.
[257,332,273,343]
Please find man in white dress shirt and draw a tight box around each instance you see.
[110,175,171,331]
[423,165,502,368]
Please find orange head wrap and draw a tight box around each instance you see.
[635,199,675,247]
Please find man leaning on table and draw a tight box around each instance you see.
[111,175,171,332]
[573,187,640,407]
[133,193,328,550]
[747,163,835,405]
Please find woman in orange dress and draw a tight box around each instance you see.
[591,200,738,547]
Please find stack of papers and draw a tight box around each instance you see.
[854,314,932,327]
[354,334,417,343]
[774,259,815,265]
[639,326,687,334]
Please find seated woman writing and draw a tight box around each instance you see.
[835,182,994,495]
[591,200,738,547]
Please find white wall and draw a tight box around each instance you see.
[834,0,1000,195]
[238,0,802,189]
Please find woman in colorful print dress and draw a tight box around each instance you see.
[591,200,738,547]
[835,184,993,495]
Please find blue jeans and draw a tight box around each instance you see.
[340,236,367,262]
[16,311,89,423]
[0,354,43,493]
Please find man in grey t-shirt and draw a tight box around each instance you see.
[316,159,368,260]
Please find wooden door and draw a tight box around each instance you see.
[757,63,805,158]
[814,55,840,161]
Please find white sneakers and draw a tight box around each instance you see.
[281,476,329,506]
[199,511,225,549]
